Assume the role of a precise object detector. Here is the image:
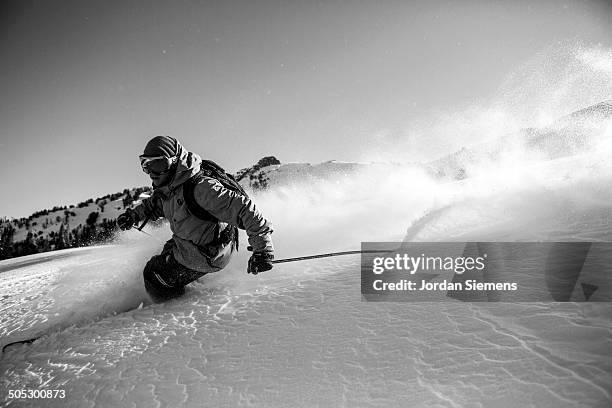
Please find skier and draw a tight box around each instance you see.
[117,135,274,302]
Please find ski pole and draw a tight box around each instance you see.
[137,229,160,240]
[272,249,391,264]
[137,216,150,232]
[133,216,164,242]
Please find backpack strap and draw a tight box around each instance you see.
[183,175,215,222]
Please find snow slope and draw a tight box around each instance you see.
[2,95,612,407]
[2,135,612,407]
[0,239,610,407]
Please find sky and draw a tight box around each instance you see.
[1,0,611,218]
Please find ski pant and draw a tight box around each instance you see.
[143,240,207,303]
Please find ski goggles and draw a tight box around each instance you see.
[139,155,177,175]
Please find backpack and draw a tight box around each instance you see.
[182,160,248,249]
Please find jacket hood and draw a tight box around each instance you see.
[154,140,202,194]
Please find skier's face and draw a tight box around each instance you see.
[150,172,172,188]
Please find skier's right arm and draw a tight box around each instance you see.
[118,196,164,230]
[132,195,164,222]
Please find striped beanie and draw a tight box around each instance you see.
[142,136,178,158]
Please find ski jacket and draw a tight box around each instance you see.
[132,141,273,273]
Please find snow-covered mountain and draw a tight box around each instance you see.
[424,100,612,180]
[239,160,385,190]
[0,188,153,259]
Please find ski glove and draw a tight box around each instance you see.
[247,251,274,275]
[117,209,140,230]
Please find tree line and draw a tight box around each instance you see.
[0,187,151,261]
[0,212,119,260]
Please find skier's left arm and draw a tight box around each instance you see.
[193,178,274,254]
